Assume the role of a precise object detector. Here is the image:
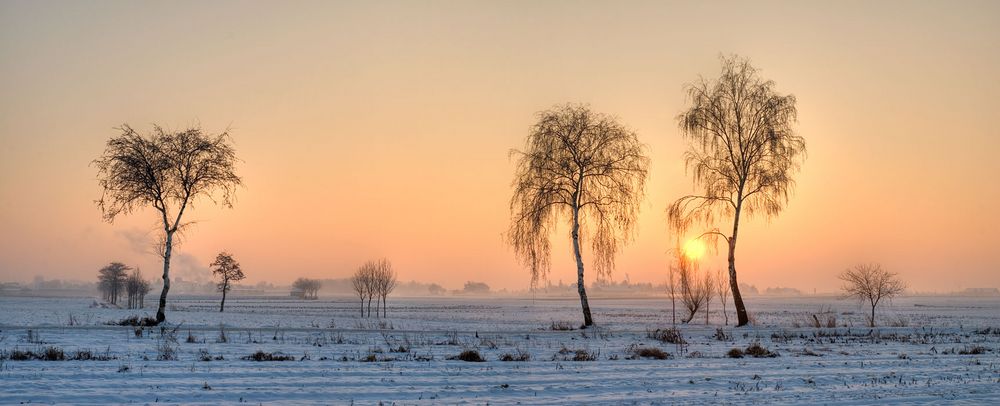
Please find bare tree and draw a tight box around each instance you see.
[94,124,242,325]
[98,262,130,305]
[667,55,806,327]
[508,104,649,327]
[839,263,905,327]
[375,259,397,318]
[125,268,151,309]
[666,259,678,327]
[292,278,321,300]
[676,254,710,324]
[350,269,368,317]
[715,268,731,325]
[211,252,245,312]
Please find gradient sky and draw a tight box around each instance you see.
[1,0,998,292]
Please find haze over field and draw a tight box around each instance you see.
[1,0,999,293]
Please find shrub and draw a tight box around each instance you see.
[41,346,65,361]
[198,349,224,361]
[242,351,295,361]
[450,349,485,362]
[647,328,686,344]
[744,342,778,358]
[726,348,744,358]
[113,315,158,327]
[712,328,732,341]
[498,349,531,362]
[572,349,597,361]
[9,349,34,361]
[628,345,669,360]
[959,346,987,355]
[550,321,576,331]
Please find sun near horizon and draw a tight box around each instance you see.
[0,0,998,294]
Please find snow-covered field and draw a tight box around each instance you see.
[1,294,998,404]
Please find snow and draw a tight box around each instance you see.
[1,294,998,404]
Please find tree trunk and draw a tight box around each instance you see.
[706,295,710,325]
[670,293,676,327]
[366,295,372,318]
[359,299,364,317]
[730,203,749,327]
[571,205,594,327]
[870,303,876,327]
[382,295,387,318]
[220,284,227,313]
[155,232,174,324]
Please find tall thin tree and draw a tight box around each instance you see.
[668,55,805,327]
[94,124,242,325]
[509,104,649,327]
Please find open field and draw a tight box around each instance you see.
[1,295,998,404]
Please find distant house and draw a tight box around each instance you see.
[290,288,306,299]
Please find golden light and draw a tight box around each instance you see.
[682,238,707,261]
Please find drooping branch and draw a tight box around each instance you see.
[508,104,649,287]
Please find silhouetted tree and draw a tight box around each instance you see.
[94,124,242,325]
[125,268,151,309]
[211,252,245,312]
[508,104,649,327]
[98,262,129,305]
[668,55,805,327]
[292,278,321,300]
[675,253,709,324]
[375,259,397,318]
[839,263,905,327]
[350,269,368,317]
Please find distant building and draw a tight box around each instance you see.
[290,287,306,299]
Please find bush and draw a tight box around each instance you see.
[726,348,744,358]
[198,349,224,361]
[628,345,669,360]
[549,321,576,331]
[744,342,778,358]
[712,328,732,341]
[113,315,158,327]
[451,349,485,362]
[498,350,530,362]
[647,328,686,344]
[9,349,33,361]
[959,346,987,355]
[41,346,65,361]
[243,351,295,361]
[572,349,597,361]
[69,349,115,361]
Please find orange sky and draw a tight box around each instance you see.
[1,1,998,292]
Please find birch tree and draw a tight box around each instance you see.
[94,124,242,325]
[668,55,805,327]
[508,104,649,327]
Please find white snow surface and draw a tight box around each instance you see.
[1,294,998,404]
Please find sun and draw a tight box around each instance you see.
[682,238,707,261]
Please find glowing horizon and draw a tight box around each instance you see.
[1,1,998,293]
